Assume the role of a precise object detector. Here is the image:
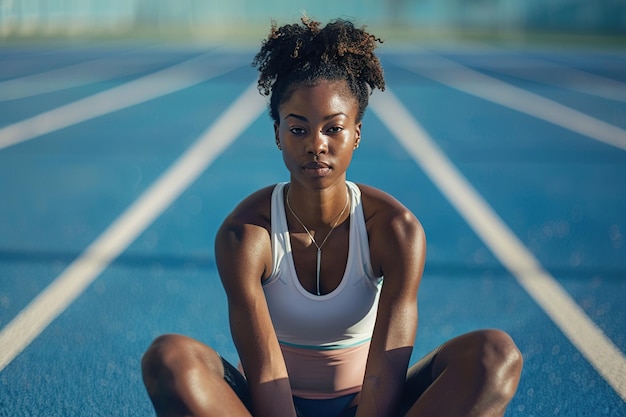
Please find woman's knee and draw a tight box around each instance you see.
[141,334,222,387]
[480,330,522,387]
[437,329,523,398]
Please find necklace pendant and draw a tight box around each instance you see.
[316,248,322,296]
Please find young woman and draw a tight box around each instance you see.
[141,17,523,417]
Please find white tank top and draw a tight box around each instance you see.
[263,181,383,350]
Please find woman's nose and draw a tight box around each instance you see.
[307,130,328,155]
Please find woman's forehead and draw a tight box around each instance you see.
[280,80,358,113]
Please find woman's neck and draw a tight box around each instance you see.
[286,181,350,228]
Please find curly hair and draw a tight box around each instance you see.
[252,16,385,123]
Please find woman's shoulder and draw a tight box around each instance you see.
[354,182,422,234]
[354,183,413,215]
[355,183,425,277]
[220,184,278,231]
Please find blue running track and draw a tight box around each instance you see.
[0,43,624,416]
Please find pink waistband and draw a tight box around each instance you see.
[281,342,370,399]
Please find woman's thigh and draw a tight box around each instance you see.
[397,346,441,416]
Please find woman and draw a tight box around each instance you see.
[141,17,523,417]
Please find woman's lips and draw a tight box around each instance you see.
[303,161,331,176]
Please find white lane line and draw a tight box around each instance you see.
[371,89,626,403]
[0,82,266,372]
[424,44,626,103]
[398,52,626,151]
[0,52,247,151]
[0,47,193,102]
[478,55,626,104]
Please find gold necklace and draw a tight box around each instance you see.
[286,187,350,295]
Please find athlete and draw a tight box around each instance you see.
[141,17,523,417]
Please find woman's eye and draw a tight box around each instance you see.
[290,127,306,135]
[327,126,343,134]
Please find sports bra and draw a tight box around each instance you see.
[262,181,383,350]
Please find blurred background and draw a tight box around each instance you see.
[1,0,625,46]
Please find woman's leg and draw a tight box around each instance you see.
[141,334,252,417]
[401,329,523,417]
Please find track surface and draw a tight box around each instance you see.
[0,44,624,416]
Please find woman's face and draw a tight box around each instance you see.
[274,80,361,190]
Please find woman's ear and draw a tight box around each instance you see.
[274,122,282,150]
[354,122,362,149]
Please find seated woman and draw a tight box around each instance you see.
[141,16,523,417]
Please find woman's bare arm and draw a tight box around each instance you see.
[215,192,297,417]
[356,187,426,417]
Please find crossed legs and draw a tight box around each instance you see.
[141,329,523,417]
